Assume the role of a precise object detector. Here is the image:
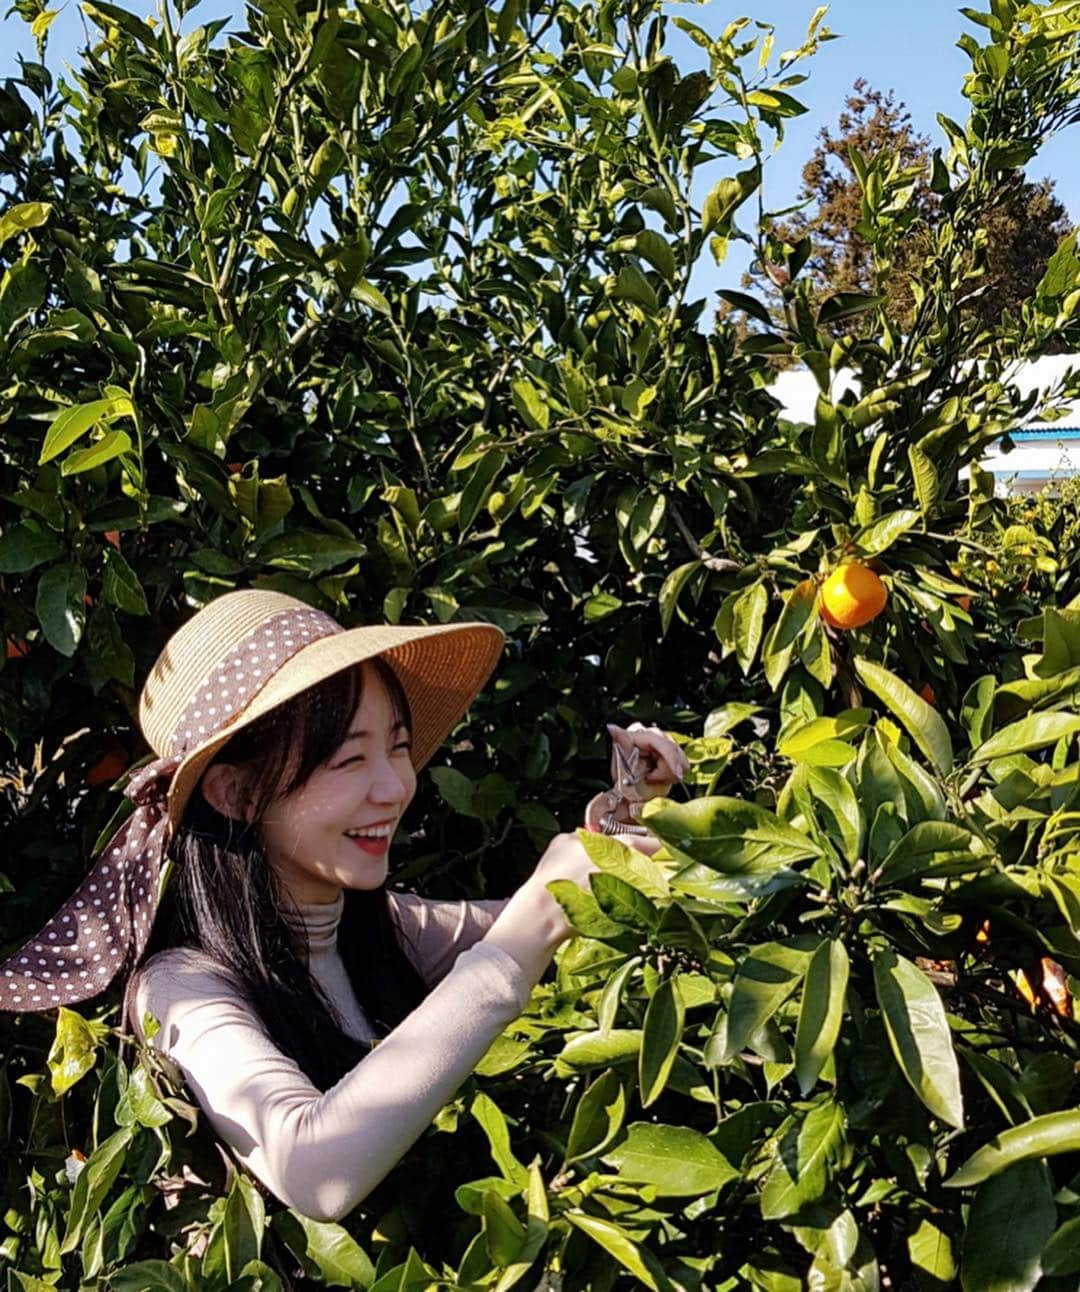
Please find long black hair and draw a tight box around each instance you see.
[123,656,429,1092]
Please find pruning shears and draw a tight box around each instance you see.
[583,737,653,837]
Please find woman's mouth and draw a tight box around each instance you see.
[345,826,393,856]
[349,836,389,856]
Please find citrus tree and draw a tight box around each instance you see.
[3,0,1080,1288]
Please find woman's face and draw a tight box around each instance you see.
[257,661,417,905]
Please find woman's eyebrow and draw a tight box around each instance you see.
[344,721,409,741]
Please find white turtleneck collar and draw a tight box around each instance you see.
[281,888,345,957]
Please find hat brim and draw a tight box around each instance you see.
[164,620,505,835]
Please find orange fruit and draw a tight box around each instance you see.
[86,744,128,787]
[227,462,244,475]
[956,595,972,612]
[819,564,888,630]
[5,637,29,659]
[104,530,121,551]
[919,683,936,706]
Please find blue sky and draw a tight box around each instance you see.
[4,0,1079,309]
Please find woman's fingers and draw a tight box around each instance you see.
[608,722,689,786]
[623,831,665,857]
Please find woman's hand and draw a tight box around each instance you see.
[606,721,689,803]
[583,721,689,837]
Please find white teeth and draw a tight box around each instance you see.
[346,825,393,839]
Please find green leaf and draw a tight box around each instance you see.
[1042,1215,1080,1278]
[817,292,886,323]
[614,263,658,313]
[639,977,684,1107]
[908,1218,957,1285]
[576,829,670,902]
[351,279,391,316]
[258,530,366,576]
[733,578,769,677]
[0,200,52,251]
[724,940,817,1060]
[83,0,157,45]
[121,1067,168,1131]
[873,948,964,1129]
[590,872,659,932]
[564,1213,663,1292]
[959,1161,1055,1292]
[510,378,549,432]
[566,1070,627,1163]
[854,658,953,776]
[851,509,921,556]
[429,766,477,817]
[0,261,46,333]
[105,1262,187,1292]
[61,1127,135,1253]
[1035,608,1080,677]
[102,548,149,616]
[36,563,87,657]
[794,940,849,1096]
[659,560,700,637]
[908,444,940,516]
[459,448,507,536]
[634,229,676,282]
[971,712,1080,763]
[47,1007,100,1096]
[779,709,872,759]
[946,1108,1080,1188]
[642,795,821,892]
[223,1174,264,1282]
[603,1122,737,1196]
[60,429,133,475]
[877,821,983,887]
[471,1092,530,1188]
[270,1212,376,1287]
[482,1191,526,1266]
[545,881,627,941]
[39,396,134,465]
[597,957,641,1032]
[760,1099,847,1220]
[0,519,64,573]
[762,578,818,691]
[702,166,760,236]
[804,765,862,863]
[558,1030,642,1070]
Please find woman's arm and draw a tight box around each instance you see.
[130,887,562,1223]
[387,891,511,988]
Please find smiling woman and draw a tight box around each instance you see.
[0,588,675,1222]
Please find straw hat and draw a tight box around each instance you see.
[142,587,505,835]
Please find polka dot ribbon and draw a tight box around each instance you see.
[0,606,342,1013]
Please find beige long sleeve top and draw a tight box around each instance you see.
[126,888,526,1222]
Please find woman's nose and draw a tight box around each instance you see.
[369,757,410,803]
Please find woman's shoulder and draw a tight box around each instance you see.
[126,947,247,1046]
[130,946,240,1006]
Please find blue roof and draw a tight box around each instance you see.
[1011,428,1080,440]
[989,468,1070,478]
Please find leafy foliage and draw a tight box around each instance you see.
[3,0,1080,1287]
